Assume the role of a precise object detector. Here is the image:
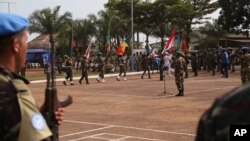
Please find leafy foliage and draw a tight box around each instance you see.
[218,0,250,33]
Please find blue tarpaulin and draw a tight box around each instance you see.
[27,48,48,53]
[27,49,50,65]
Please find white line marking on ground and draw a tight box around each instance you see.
[117,136,130,140]
[64,120,195,137]
[103,133,165,141]
[30,72,143,83]
[68,133,105,141]
[101,133,127,138]
[60,126,113,138]
[91,136,111,140]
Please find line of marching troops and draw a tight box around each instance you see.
[59,46,250,97]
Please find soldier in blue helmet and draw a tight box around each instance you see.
[0,13,63,141]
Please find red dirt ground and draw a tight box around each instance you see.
[29,69,242,141]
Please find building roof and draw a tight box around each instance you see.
[28,34,50,49]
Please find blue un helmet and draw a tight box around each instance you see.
[0,13,29,37]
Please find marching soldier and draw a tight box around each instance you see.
[116,54,127,81]
[63,55,75,85]
[79,56,90,84]
[0,13,63,141]
[96,52,106,83]
[239,47,250,84]
[141,53,151,79]
[175,50,186,96]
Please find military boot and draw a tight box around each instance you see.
[175,90,182,96]
[180,89,184,96]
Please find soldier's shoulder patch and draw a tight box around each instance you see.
[31,113,46,131]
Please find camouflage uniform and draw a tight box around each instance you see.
[191,52,198,76]
[196,83,250,141]
[210,51,217,76]
[0,66,51,141]
[79,57,89,84]
[116,55,127,81]
[141,54,151,79]
[96,55,106,83]
[239,52,250,84]
[63,56,74,85]
[175,52,186,96]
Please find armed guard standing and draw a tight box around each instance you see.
[210,49,217,76]
[63,55,75,85]
[240,47,250,84]
[191,52,198,76]
[79,56,90,84]
[0,13,64,141]
[184,53,190,78]
[175,50,186,96]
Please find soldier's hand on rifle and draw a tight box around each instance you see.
[55,108,64,125]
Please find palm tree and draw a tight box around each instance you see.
[29,5,72,52]
[97,9,125,55]
[28,5,72,89]
[73,17,97,54]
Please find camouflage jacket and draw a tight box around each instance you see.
[195,83,250,141]
[175,56,186,75]
[240,53,250,68]
[0,66,27,140]
[0,66,51,141]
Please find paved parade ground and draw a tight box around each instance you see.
[30,70,241,141]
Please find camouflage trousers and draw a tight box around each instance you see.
[175,72,184,91]
[99,66,105,79]
[65,67,73,81]
[241,68,250,84]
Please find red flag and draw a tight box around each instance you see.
[162,28,176,54]
[116,45,123,55]
[181,37,188,53]
[84,41,91,59]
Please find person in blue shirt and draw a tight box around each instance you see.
[221,49,229,78]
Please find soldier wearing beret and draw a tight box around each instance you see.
[0,13,63,141]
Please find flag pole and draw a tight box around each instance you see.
[131,0,134,54]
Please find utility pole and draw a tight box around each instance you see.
[0,1,16,13]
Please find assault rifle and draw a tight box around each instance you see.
[43,36,73,141]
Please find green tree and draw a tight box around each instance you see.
[152,23,173,50]
[73,16,97,54]
[28,6,72,55]
[218,0,250,36]
[198,20,227,48]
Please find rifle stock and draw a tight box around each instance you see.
[43,35,73,141]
